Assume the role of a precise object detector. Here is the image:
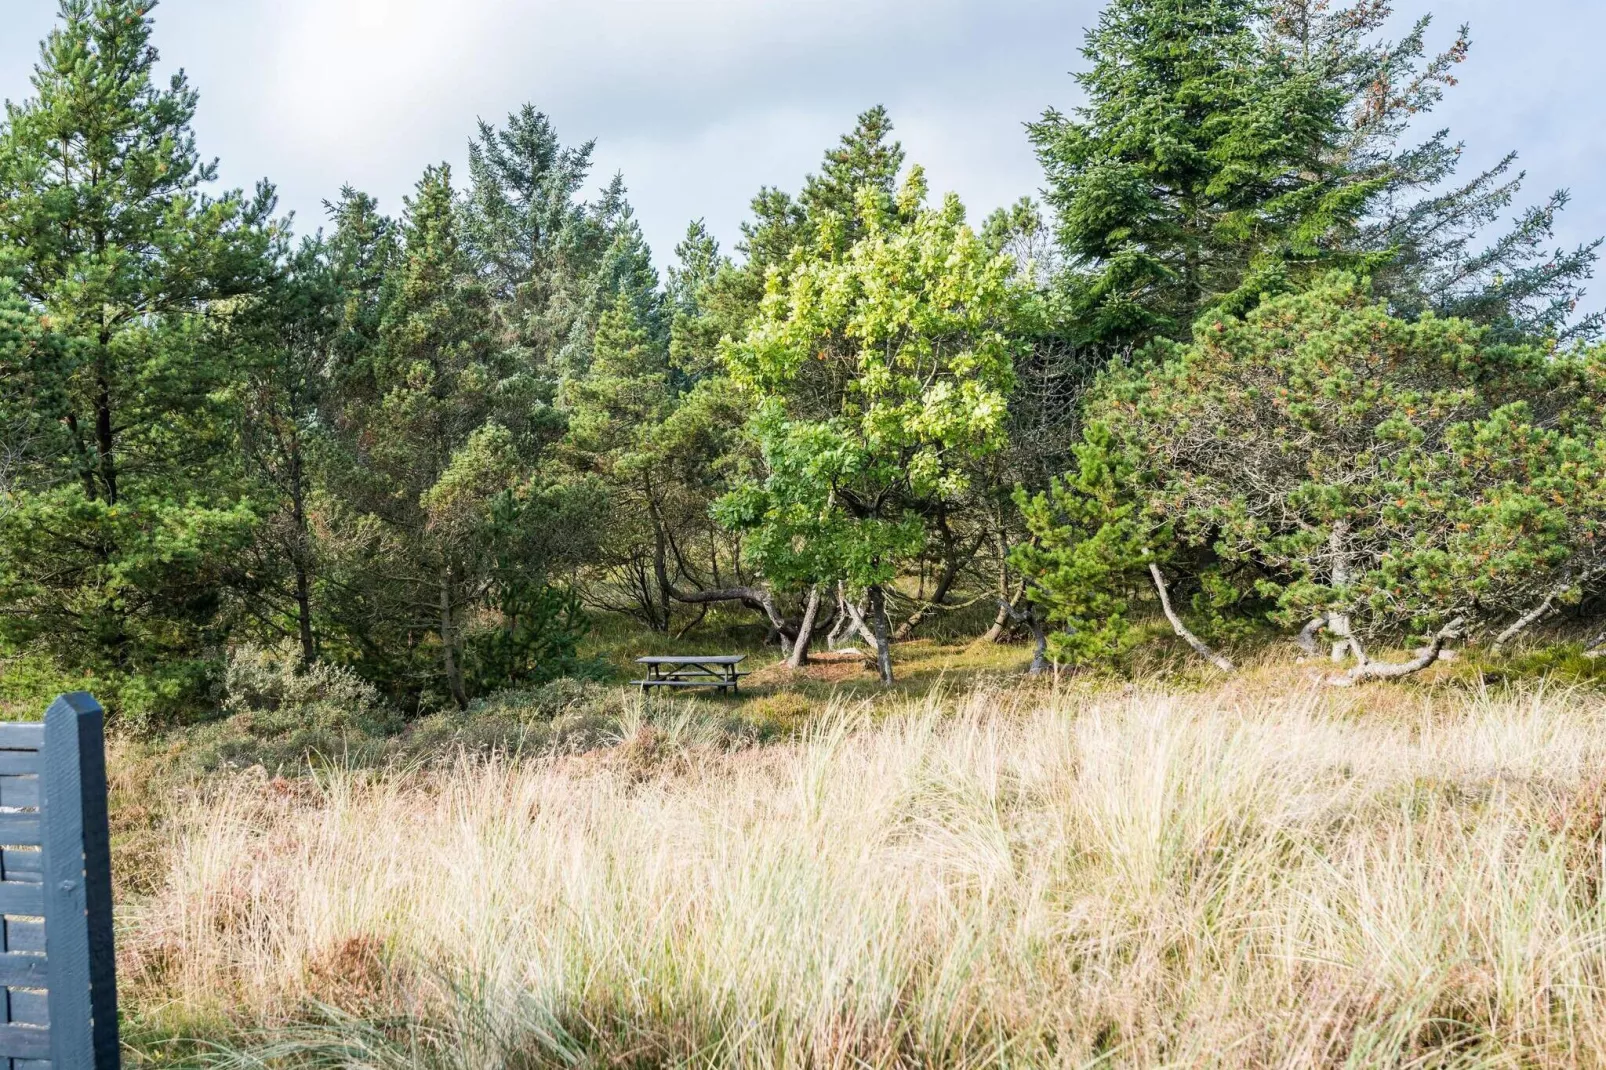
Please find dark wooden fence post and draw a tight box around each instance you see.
[0,693,120,1069]
[40,694,118,1070]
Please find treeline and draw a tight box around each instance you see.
[0,0,1601,721]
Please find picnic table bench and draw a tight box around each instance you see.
[634,655,748,694]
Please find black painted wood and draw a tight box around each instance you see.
[40,694,118,1070]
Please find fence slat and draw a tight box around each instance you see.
[4,922,43,956]
[0,1024,50,1060]
[0,728,42,754]
[0,884,43,918]
[0,818,41,848]
[1,852,41,884]
[1,779,40,811]
[9,991,47,1029]
[41,694,118,1070]
[0,955,46,989]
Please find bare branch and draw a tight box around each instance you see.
[1296,615,1329,656]
[1149,563,1236,673]
[1492,583,1569,652]
[1330,618,1466,687]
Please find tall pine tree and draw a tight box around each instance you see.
[0,0,277,720]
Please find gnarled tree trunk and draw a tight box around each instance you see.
[1492,582,1570,652]
[1296,615,1329,656]
[997,598,1050,675]
[867,584,894,685]
[786,586,823,670]
[1330,619,1465,686]
[1327,522,1364,663]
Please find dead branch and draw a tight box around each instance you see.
[1492,584,1569,652]
[1296,615,1329,655]
[1329,618,1466,687]
[1149,563,1236,673]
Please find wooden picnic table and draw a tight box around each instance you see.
[634,655,748,694]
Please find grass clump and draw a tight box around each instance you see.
[116,675,1606,1068]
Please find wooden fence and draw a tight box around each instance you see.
[0,693,119,1070]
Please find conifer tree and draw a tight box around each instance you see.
[666,220,730,382]
[0,0,276,719]
[1033,0,1600,351]
[801,105,906,249]
[1030,0,1363,349]
[321,165,554,708]
[232,240,341,667]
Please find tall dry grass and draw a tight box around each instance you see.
[123,678,1606,1067]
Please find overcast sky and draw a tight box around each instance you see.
[4,0,1604,303]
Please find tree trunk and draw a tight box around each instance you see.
[867,584,895,685]
[294,564,316,667]
[839,586,882,653]
[1330,619,1465,686]
[827,587,853,651]
[998,598,1050,675]
[662,581,793,656]
[894,533,982,641]
[289,444,317,666]
[982,529,1013,643]
[94,343,117,505]
[1492,583,1569,652]
[786,586,823,670]
[440,570,468,711]
[1328,522,1361,663]
[1149,563,1235,673]
[64,412,97,502]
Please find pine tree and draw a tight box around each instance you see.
[232,240,342,667]
[666,220,733,383]
[0,0,277,720]
[464,105,595,372]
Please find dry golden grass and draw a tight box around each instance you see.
[121,674,1606,1067]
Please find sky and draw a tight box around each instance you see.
[3,0,1605,303]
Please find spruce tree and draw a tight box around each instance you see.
[1030,0,1363,350]
[1033,0,1600,351]
[464,105,595,372]
[1265,0,1601,342]
[321,165,548,709]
